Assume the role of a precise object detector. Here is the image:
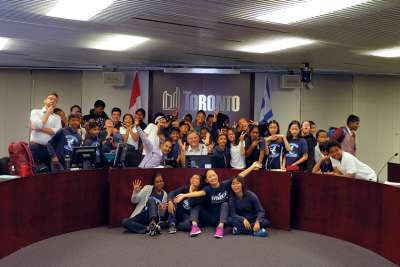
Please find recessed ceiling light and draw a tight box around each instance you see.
[0,37,8,50]
[47,0,115,21]
[90,34,149,51]
[256,0,370,24]
[239,37,315,54]
[365,47,400,58]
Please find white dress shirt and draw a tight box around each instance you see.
[30,107,62,145]
[330,151,377,181]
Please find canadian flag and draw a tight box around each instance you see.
[128,72,141,114]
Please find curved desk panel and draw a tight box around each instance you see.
[292,173,400,265]
[0,170,109,258]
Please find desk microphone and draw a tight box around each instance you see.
[377,153,399,183]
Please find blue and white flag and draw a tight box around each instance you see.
[259,76,273,123]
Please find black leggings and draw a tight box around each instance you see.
[121,198,159,234]
[190,203,229,227]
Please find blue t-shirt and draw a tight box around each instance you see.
[285,138,308,166]
[320,159,333,173]
[266,140,284,169]
[203,179,231,217]
[245,137,265,168]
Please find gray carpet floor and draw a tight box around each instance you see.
[0,227,396,267]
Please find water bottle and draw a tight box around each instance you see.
[10,165,16,175]
[65,155,71,171]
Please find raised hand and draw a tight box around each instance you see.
[239,131,246,142]
[47,106,54,114]
[180,141,187,152]
[132,179,142,192]
[251,139,260,147]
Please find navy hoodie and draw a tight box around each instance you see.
[47,127,82,165]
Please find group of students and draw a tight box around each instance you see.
[122,161,269,238]
[29,92,377,181]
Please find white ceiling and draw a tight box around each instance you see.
[0,0,400,73]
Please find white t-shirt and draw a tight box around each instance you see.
[330,151,377,181]
[230,141,246,169]
[119,126,139,149]
[314,144,324,163]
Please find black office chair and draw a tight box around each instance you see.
[0,157,10,175]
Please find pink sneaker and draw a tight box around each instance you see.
[190,224,202,237]
[214,226,224,238]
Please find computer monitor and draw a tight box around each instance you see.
[185,155,214,168]
[72,146,97,170]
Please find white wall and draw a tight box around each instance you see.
[0,70,32,157]
[82,71,149,120]
[31,70,83,114]
[254,73,301,130]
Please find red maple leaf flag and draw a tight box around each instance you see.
[129,72,141,114]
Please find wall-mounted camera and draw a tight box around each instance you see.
[301,63,313,90]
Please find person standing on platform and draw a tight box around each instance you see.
[314,129,329,163]
[111,107,122,130]
[227,128,246,170]
[264,120,290,170]
[122,174,168,236]
[29,92,62,169]
[330,115,360,156]
[135,108,147,130]
[301,120,317,172]
[193,110,207,133]
[327,141,377,181]
[47,114,82,172]
[54,108,67,128]
[212,133,231,168]
[284,120,308,171]
[83,100,109,129]
[70,105,82,115]
[245,125,265,168]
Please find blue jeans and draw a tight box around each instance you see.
[121,198,159,234]
[227,216,270,234]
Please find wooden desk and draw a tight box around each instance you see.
[0,170,109,258]
[292,172,400,265]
